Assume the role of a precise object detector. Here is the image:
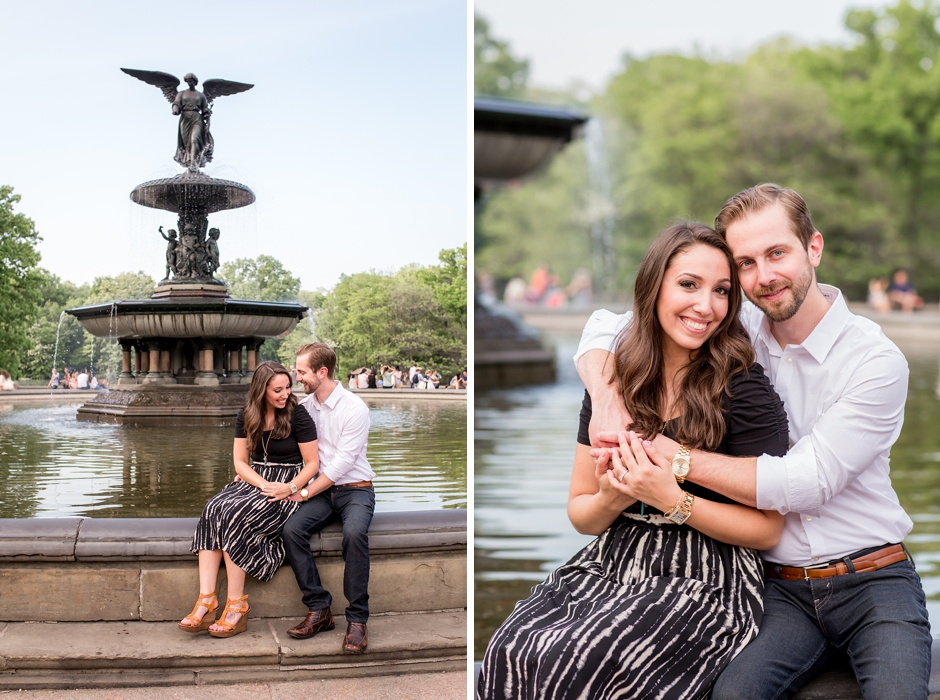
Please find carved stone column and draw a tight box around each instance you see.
[118,341,135,385]
[143,341,163,384]
[241,340,259,384]
[138,344,149,375]
[195,341,219,386]
[159,344,176,383]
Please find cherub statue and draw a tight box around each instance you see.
[121,68,253,171]
[206,228,221,276]
[178,224,198,277]
[159,226,178,279]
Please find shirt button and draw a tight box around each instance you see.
[813,557,819,562]
[785,358,793,365]
[805,515,812,521]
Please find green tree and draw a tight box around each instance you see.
[0,187,44,378]
[475,14,529,97]
[21,274,88,381]
[219,255,302,302]
[793,0,940,287]
[417,244,468,328]
[218,255,303,361]
[315,253,467,377]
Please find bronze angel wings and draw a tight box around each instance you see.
[120,68,253,104]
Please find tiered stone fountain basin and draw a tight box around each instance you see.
[67,170,306,425]
[68,298,305,425]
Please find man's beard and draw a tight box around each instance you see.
[750,265,813,322]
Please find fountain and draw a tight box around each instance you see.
[474,96,588,386]
[68,69,306,424]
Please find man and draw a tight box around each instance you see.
[76,369,90,390]
[575,184,930,699]
[282,343,375,653]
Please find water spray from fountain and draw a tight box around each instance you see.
[305,312,316,341]
[583,118,617,301]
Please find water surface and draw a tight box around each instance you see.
[0,398,466,518]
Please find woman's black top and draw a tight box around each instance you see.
[577,363,789,513]
[235,406,318,464]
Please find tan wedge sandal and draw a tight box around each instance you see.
[208,594,249,638]
[178,592,218,633]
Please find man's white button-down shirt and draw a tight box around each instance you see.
[300,383,375,485]
[573,284,912,566]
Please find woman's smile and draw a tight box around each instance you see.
[679,316,709,333]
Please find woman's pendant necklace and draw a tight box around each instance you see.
[262,428,272,467]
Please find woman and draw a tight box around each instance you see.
[179,361,319,638]
[478,222,790,700]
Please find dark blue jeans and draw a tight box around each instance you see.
[712,554,931,700]
[282,485,375,623]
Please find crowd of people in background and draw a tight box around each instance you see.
[45,367,106,390]
[315,364,469,391]
[867,268,927,313]
[479,264,593,309]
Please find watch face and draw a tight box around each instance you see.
[673,457,691,478]
[300,488,309,498]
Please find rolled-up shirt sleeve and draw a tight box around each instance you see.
[320,404,370,483]
[756,346,908,516]
[572,309,632,367]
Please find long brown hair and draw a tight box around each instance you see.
[242,361,297,454]
[611,222,755,450]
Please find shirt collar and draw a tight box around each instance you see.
[306,380,344,410]
[755,283,848,363]
[799,284,849,364]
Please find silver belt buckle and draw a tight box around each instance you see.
[800,560,833,581]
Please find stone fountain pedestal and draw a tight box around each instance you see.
[67,168,307,425]
[69,297,306,425]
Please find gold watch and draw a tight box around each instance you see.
[288,481,298,495]
[664,491,694,525]
[300,488,309,501]
[672,445,691,483]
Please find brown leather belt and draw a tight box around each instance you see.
[336,480,372,488]
[764,544,909,581]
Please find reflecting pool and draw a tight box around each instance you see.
[474,335,940,659]
[0,398,466,518]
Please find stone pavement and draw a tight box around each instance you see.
[0,670,467,699]
[0,611,466,692]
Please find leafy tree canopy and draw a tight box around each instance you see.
[476,0,940,301]
[219,255,301,302]
[475,14,529,97]
[0,186,44,376]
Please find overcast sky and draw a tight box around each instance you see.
[0,0,467,292]
[474,0,878,91]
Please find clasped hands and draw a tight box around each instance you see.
[595,431,682,513]
[234,474,306,503]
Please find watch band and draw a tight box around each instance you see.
[672,444,691,483]
[663,491,694,525]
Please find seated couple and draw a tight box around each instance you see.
[178,343,375,654]
[478,184,931,700]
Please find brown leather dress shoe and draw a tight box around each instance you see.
[287,607,335,639]
[343,621,368,653]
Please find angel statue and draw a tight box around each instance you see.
[121,69,253,171]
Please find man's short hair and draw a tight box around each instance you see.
[715,183,816,249]
[295,343,336,379]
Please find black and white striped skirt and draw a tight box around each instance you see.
[191,462,302,582]
[478,514,764,700]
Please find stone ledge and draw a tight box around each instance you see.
[0,611,466,690]
[0,509,466,562]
